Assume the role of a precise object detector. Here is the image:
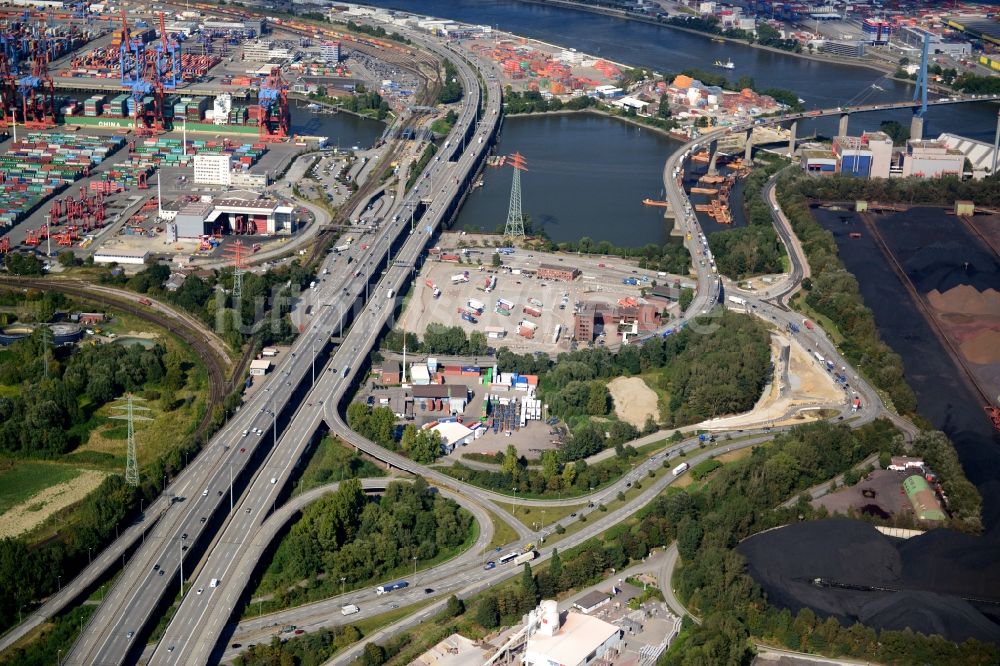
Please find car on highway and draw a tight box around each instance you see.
[484,561,496,570]
[424,588,434,594]
[240,447,246,453]
[127,631,134,639]
[231,643,241,649]
[197,588,204,595]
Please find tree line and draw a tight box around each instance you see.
[776,177,918,415]
[438,60,463,105]
[256,478,472,606]
[106,260,310,350]
[383,323,489,357]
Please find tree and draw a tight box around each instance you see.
[492,252,502,267]
[57,251,76,268]
[476,596,500,628]
[541,450,560,481]
[362,642,385,666]
[502,444,519,478]
[550,548,562,582]
[444,595,465,617]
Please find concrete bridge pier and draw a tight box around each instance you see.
[838,113,850,138]
[910,114,924,142]
[788,120,798,155]
[744,128,753,162]
[707,139,720,175]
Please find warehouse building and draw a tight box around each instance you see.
[411,384,470,413]
[93,250,150,265]
[537,263,580,282]
[173,200,217,238]
[170,197,293,237]
[901,140,965,178]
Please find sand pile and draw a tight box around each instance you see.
[926,285,1000,317]
[960,329,1000,365]
[608,377,659,427]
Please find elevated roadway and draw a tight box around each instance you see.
[63,19,501,666]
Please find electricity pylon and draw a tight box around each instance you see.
[111,394,152,487]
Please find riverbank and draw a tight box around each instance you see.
[512,0,901,78]
[507,106,684,141]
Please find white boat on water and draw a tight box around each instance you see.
[306,103,321,111]
[714,58,735,70]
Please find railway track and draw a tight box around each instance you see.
[0,277,233,441]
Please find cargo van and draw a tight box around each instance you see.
[210,578,220,588]
[341,604,360,616]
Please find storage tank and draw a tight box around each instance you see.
[538,600,559,637]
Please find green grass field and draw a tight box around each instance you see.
[0,461,81,515]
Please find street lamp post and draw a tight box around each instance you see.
[511,487,517,517]
[179,536,185,596]
[88,547,92,565]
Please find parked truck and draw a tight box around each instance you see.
[376,581,409,595]
[451,272,470,284]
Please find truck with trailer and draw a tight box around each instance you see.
[727,295,747,307]
[496,297,514,311]
[451,272,470,284]
[514,551,536,565]
[376,581,408,595]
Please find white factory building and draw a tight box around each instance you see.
[320,40,341,63]
[524,601,622,666]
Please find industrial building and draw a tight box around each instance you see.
[169,196,294,238]
[901,141,965,179]
[573,590,612,615]
[831,132,894,179]
[93,250,150,265]
[411,384,470,413]
[242,40,295,62]
[429,421,476,452]
[524,601,622,666]
[536,263,580,282]
[896,26,970,58]
[937,133,999,175]
[802,133,964,180]
[249,359,271,376]
[574,301,661,343]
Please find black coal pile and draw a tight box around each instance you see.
[738,519,1000,644]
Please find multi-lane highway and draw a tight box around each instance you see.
[64,19,502,666]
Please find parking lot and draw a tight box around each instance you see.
[398,235,686,353]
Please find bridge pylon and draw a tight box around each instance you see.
[911,32,930,140]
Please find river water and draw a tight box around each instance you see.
[363,0,998,141]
